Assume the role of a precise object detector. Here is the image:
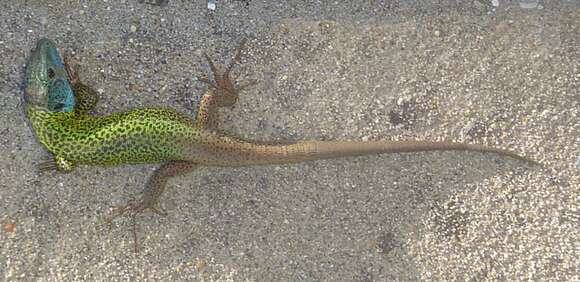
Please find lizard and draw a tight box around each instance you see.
[24,38,538,250]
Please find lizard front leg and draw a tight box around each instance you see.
[64,55,100,115]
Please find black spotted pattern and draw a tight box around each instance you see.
[27,105,204,165]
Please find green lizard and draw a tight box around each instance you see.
[25,38,536,249]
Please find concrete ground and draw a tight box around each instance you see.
[0,0,578,280]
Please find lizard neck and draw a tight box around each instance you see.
[26,105,76,154]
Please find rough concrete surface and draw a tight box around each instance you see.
[0,0,578,281]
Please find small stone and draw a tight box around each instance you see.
[519,0,539,9]
[3,222,15,233]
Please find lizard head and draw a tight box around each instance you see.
[25,38,75,112]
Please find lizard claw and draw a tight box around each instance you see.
[36,160,57,172]
[105,199,143,253]
[199,38,255,107]
[63,54,80,84]
[105,194,167,253]
[36,156,75,173]
[105,196,156,223]
[150,203,168,217]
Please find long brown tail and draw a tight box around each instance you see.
[209,139,538,166]
[309,140,537,164]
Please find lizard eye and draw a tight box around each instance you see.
[52,102,64,111]
[48,67,55,79]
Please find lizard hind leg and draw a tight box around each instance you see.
[195,39,257,129]
[105,161,197,252]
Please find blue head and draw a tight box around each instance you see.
[25,38,75,112]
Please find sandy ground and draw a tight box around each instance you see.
[0,0,578,280]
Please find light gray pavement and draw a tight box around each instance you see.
[0,1,578,280]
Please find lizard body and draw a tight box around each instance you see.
[25,38,536,250]
[28,107,533,167]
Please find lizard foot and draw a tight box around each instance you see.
[198,38,257,107]
[63,54,80,85]
[36,156,75,173]
[105,161,195,252]
[105,195,167,253]
[36,160,57,172]
[63,54,100,114]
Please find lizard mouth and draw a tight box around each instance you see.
[24,42,49,108]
